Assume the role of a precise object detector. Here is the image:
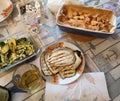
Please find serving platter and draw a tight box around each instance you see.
[40,42,85,84]
[0,0,13,22]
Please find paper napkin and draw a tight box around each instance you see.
[45,72,110,101]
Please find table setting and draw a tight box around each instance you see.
[0,0,120,101]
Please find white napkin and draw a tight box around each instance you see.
[47,0,64,14]
[46,0,84,15]
[45,72,110,101]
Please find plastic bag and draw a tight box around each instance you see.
[47,0,83,15]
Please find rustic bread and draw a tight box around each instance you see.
[40,52,53,76]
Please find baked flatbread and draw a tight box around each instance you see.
[48,47,76,66]
[59,65,76,79]
[72,51,82,69]
[45,47,76,74]
[40,52,53,76]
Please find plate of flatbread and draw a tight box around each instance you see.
[40,42,85,84]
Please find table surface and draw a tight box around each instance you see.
[0,0,120,101]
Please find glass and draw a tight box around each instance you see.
[17,0,48,34]
[12,64,45,93]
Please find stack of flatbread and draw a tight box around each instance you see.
[40,47,82,79]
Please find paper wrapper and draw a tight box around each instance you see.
[45,72,110,101]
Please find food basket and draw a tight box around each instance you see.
[56,4,116,38]
[0,32,41,73]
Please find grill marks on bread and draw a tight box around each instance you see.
[40,47,82,79]
[40,52,53,76]
[48,48,76,67]
[59,65,76,79]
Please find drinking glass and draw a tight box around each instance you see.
[12,64,45,93]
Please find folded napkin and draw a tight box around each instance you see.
[45,72,110,101]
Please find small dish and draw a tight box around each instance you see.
[0,32,41,73]
[40,42,85,84]
[56,4,116,38]
[0,0,13,22]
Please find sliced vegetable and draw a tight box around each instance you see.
[1,44,9,54]
[0,37,35,69]
[7,38,16,52]
[9,53,17,63]
[25,45,35,55]
[16,37,27,45]
[0,56,1,63]
[0,42,5,47]
[7,50,12,59]
[0,63,3,68]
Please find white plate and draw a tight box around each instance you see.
[40,42,85,84]
[0,0,13,22]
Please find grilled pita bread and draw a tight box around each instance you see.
[72,51,82,69]
[59,65,76,79]
[40,52,53,76]
[40,46,83,79]
[47,47,76,66]
[45,47,76,74]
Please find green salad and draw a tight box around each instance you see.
[0,37,35,69]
